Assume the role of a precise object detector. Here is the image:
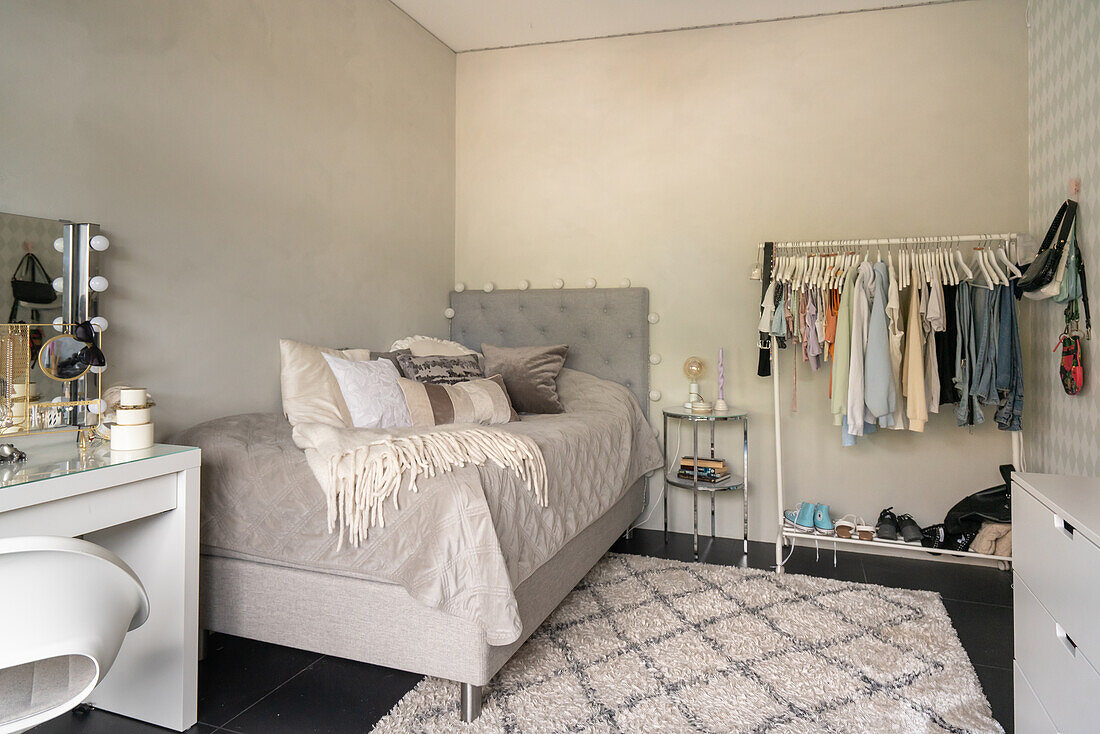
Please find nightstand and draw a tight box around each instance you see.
[662,406,749,560]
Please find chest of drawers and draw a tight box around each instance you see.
[1013,473,1100,734]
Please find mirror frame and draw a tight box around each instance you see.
[61,222,104,426]
[38,333,93,382]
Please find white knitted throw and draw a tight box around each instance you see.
[323,428,548,547]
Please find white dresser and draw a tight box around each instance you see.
[1012,473,1100,734]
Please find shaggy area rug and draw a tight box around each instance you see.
[372,553,1003,733]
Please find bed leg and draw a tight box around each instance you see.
[460,683,483,722]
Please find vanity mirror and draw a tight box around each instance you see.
[0,211,109,439]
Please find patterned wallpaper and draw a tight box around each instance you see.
[1024,0,1100,475]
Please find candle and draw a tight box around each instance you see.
[718,348,725,401]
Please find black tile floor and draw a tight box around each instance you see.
[34,530,1014,734]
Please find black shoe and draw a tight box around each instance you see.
[897,514,923,543]
[921,523,945,548]
[945,530,978,553]
[876,507,899,540]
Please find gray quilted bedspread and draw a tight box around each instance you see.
[174,369,662,645]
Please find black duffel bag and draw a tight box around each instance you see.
[944,464,1013,535]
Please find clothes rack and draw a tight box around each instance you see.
[761,235,1020,573]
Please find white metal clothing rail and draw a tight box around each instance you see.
[763,234,1021,574]
[771,234,1018,247]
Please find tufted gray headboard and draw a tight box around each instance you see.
[449,288,650,416]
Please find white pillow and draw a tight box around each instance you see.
[280,339,371,427]
[323,354,411,429]
[389,335,477,357]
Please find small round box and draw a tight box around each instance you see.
[116,406,151,426]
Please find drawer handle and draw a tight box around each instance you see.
[1056,622,1078,657]
[1056,515,1076,539]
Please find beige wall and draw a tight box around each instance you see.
[456,0,1029,540]
[0,0,456,435]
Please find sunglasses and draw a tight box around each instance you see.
[72,320,106,368]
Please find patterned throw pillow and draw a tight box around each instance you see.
[397,353,483,384]
[397,375,518,427]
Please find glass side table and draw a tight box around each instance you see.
[662,406,749,560]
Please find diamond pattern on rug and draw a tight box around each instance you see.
[370,553,1003,733]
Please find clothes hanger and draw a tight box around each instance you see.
[984,237,1009,285]
[953,239,973,282]
[942,241,957,285]
[996,238,1022,278]
[970,247,994,289]
[898,244,906,289]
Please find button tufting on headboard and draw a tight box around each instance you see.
[449,287,650,415]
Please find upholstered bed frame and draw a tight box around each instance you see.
[201,287,652,722]
[449,287,650,416]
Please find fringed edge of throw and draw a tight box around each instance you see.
[324,428,548,547]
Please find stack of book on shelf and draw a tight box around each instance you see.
[676,456,730,484]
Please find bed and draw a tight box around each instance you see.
[176,287,660,721]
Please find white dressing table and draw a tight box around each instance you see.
[0,437,201,731]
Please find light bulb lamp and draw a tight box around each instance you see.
[683,356,705,409]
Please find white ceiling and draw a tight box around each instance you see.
[390,0,957,52]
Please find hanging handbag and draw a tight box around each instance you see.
[1018,199,1077,294]
[1057,330,1085,395]
[10,252,57,306]
[1030,217,1075,301]
[1054,225,1081,303]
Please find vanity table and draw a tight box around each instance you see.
[0,437,201,731]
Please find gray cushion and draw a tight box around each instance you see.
[482,343,568,414]
[371,349,412,373]
[397,353,484,385]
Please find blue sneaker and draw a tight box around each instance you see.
[783,502,817,533]
[814,504,835,536]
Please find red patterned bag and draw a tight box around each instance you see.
[1057,333,1085,395]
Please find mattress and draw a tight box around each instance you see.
[176,368,662,642]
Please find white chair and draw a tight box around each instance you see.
[0,536,149,734]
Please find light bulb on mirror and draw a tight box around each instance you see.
[518,280,530,290]
[87,399,107,415]
[553,279,564,289]
[483,282,495,293]
[443,307,455,319]
[53,237,64,253]
[649,354,662,365]
[585,278,597,288]
[648,312,660,324]
[52,317,64,332]
[620,278,631,288]
[90,235,110,251]
[454,282,466,292]
[90,316,108,332]
[89,276,109,292]
[52,277,64,292]
[90,365,106,374]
